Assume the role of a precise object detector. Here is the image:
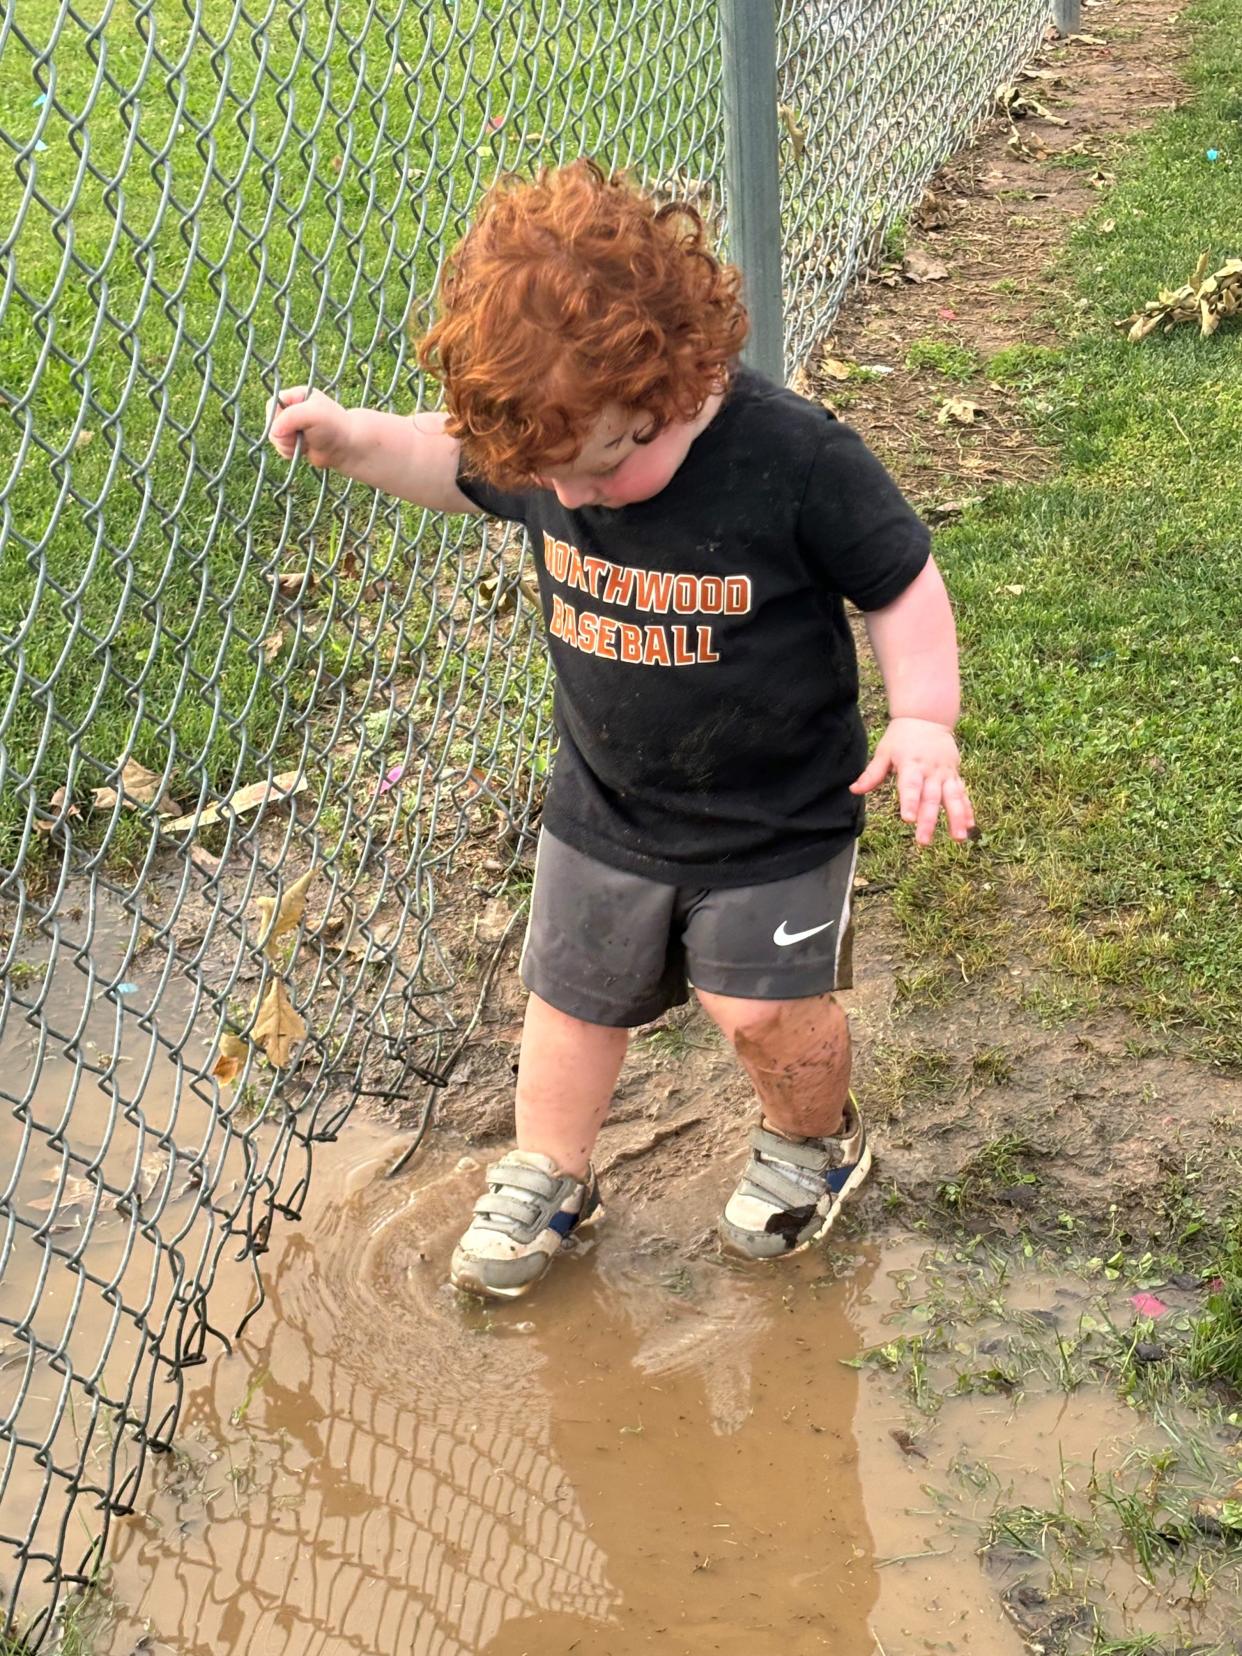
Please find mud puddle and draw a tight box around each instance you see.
[89,1134,1241,1656]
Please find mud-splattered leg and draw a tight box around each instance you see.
[695,990,851,1138]
[515,992,629,1177]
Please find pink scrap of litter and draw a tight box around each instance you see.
[1129,1291,1168,1318]
[378,765,405,795]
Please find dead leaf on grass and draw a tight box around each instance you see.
[256,867,318,955]
[1088,169,1116,190]
[74,429,95,450]
[822,356,853,382]
[276,569,316,600]
[252,979,306,1067]
[164,771,305,834]
[260,631,285,663]
[1121,254,1242,341]
[902,249,950,283]
[927,497,983,523]
[937,398,986,426]
[1099,218,1117,235]
[92,758,182,817]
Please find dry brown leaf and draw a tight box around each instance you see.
[276,569,316,600]
[777,103,807,163]
[261,631,285,663]
[937,398,985,426]
[256,866,318,954]
[93,759,181,816]
[49,785,80,818]
[927,497,982,523]
[822,357,853,381]
[902,249,950,283]
[346,920,399,959]
[211,1032,249,1088]
[252,979,306,1067]
[74,429,95,450]
[915,188,955,231]
[1099,218,1116,235]
[164,771,305,835]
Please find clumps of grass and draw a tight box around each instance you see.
[863,1041,957,1125]
[986,341,1061,384]
[938,1133,1040,1215]
[905,337,981,381]
[1187,1259,1242,1393]
[970,1045,1014,1086]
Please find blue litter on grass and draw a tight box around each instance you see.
[1206,148,1220,161]
[117,983,139,996]
[33,92,47,108]
[34,140,48,153]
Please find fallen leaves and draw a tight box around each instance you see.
[163,771,305,835]
[937,397,986,426]
[256,867,317,952]
[996,82,1069,126]
[927,497,983,523]
[29,1174,96,1214]
[822,356,853,382]
[211,1032,249,1088]
[1121,253,1242,341]
[92,758,181,816]
[902,249,950,283]
[251,979,306,1068]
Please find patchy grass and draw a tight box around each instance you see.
[905,338,982,381]
[851,1241,1242,1650]
[861,0,1242,1061]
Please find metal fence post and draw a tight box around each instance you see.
[721,0,785,383]
[1052,0,1083,32]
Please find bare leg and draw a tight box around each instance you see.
[695,990,851,1138]
[514,993,629,1177]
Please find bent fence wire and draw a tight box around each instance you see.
[0,0,1047,1641]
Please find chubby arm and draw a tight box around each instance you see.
[268,388,479,515]
[850,556,976,846]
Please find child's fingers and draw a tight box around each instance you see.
[914,776,942,846]
[897,765,924,824]
[849,748,892,795]
[942,776,976,841]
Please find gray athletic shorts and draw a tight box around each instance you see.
[518,830,858,1028]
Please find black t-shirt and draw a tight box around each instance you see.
[456,366,930,888]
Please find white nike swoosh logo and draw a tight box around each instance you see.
[773,919,837,947]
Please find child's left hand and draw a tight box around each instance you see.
[850,717,976,847]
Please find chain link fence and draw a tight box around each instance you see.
[1,0,1049,1643]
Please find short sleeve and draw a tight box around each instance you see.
[796,417,931,611]
[455,460,532,526]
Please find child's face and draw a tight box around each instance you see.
[539,404,691,511]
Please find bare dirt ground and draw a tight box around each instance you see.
[430,0,1242,1253]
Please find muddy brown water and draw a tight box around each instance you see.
[5,893,1235,1654]
[98,1131,1036,1656]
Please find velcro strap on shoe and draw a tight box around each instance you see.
[743,1158,822,1211]
[485,1160,560,1199]
[750,1126,843,1173]
[475,1190,541,1227]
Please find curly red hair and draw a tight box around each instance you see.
[418,160,749,484]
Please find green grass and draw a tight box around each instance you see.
[864,0,1242,1060]
[905,338,981,381]
[0,0,719,869]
